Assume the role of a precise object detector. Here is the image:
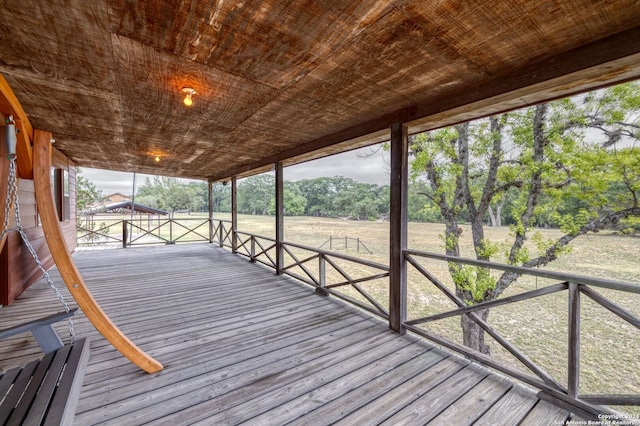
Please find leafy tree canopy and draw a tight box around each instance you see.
[408,81,640,353]
[76,168,102,212]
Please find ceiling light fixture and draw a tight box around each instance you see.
[155,155,161,162]
[182,87,196,107]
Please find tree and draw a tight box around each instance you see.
[187,182,209,212]
[407,180,444,222]
[237,174,274,215]
[163,184,197,213]
[133,195,159,209]
[136,176,200,214]
[211,182,231,213]
[268,182,308,216]
[410,82,640,354]
[297,177,352,216]
[75,168,102,212]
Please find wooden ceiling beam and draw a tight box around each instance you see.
[210,26,640,181]
[0,74,34,179]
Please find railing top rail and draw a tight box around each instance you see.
[231,230,389,271]
[284,240,389,271]
[404,248,640,294]
[235,230,275,241]
[128,217,210,222]
[211,218,232,224]
[84,216,210,220]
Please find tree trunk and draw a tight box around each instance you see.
[487,203,503,227]
[461,308,490,355]
[488,205,497,227]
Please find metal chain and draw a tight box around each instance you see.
[1,158,75,341]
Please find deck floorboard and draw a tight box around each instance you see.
[0,244,580,425]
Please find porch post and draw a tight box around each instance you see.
[275,162,284,275]
[231,176,238,253]
[208,179,213,243]
[568,282,581,398]
[389,122,408,334]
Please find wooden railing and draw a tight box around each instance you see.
[77,220,125,246]
[213,219,234,249]
[125,218,210,246]
[77,218,212,247]
[235,231,277,269]
[403,249,640,414]
[228,227,390,319]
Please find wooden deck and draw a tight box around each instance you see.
[0,244,582,425]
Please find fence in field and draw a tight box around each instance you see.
[318,236,373,254]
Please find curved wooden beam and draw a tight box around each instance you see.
[32,130,163,374]
[0,73,33,179]
[0,130,11,254]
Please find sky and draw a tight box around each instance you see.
[79,144,391,196]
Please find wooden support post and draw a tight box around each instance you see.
[568,282,581,398]
[208,179,213,243]
[250,237,256,262]
[389,123,408,335]
[231,176,237,253]
[315,254,329,297]
[122,221,127,248]
[275,162,284,275]
[33,130,162,374]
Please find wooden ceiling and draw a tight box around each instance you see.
[1,1,639,181]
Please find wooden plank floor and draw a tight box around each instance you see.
[0,244,582,425]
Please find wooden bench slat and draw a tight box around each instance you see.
[0,358,45,424]
[17,345,72,426]
[0,367,22,400]
[6,350,59,426]
[0,338,90,426]
[45,338,91,426]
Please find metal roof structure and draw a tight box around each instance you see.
[89,201,168,215]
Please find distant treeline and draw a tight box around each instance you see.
[132,174,637,230]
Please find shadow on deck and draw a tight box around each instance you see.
[0,244,582,425]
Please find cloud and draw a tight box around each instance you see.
[78,145,390,195]
[77,169,200,196]
[285,146,390,185]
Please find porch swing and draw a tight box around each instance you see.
[0,90,162,422]
[0,116,77,350]
[0,114,90,425]
[0,107,162,369]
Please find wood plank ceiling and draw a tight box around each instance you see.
[0,1,639,181]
